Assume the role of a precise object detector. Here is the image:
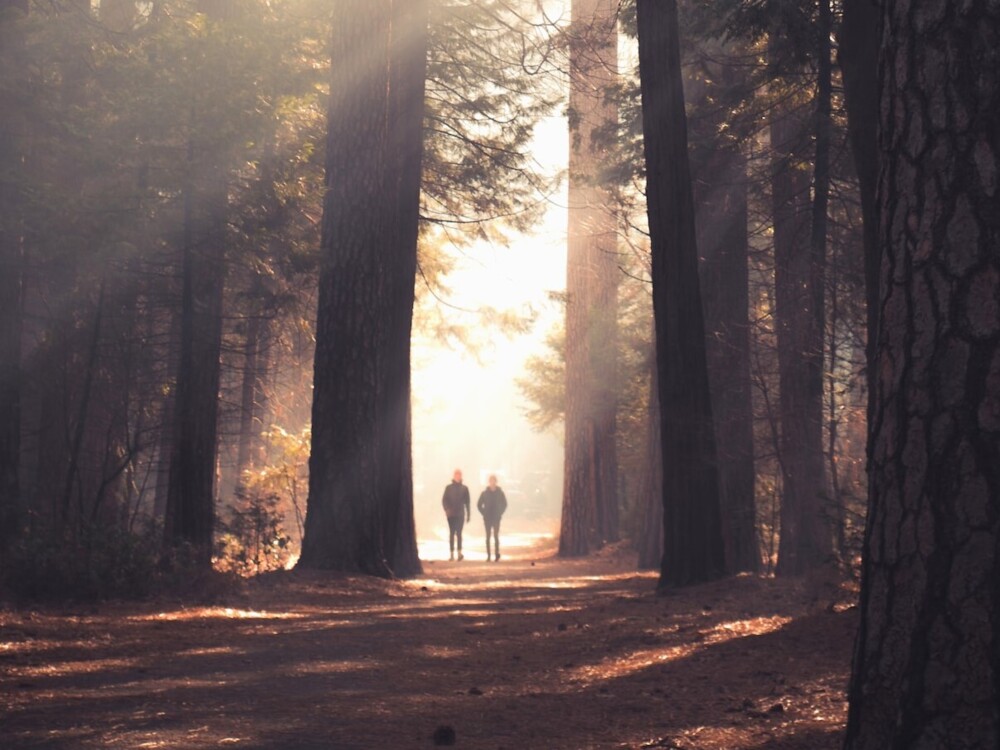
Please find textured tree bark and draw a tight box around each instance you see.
[689,46,758,575]
[560,0,619,556]
[636,0,725,588]
[844,2,1000,746]
[299,0,427,578]
[381,0,427,578]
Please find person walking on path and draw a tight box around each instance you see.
[477,474,508,562]
[442,469,470,561]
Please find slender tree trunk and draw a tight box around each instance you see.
[234,310,264,491]
[163,135,227,566]
[637,0,725,588]
[636,354,663,570]
[689,46,758,574]
[152,308,179,522]
[803,0,834,567]
[162,0,235,566]
[299,0,427,578]
[844,2,1000,746]
[561,0,620,555]
[771,31,832,575]
[0,0,27,554]
[838,0,880,441]
[61,280,106,524]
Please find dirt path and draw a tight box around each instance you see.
[1,541,856,749]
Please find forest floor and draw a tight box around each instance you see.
[1,536,858,750]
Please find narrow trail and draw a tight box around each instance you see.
[1,541,855,749]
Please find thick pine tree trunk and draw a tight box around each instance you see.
[844,2,1000,746]
[636,0,725,588]
[381,0,426,577]
[560,0,619,556]
[298,0,426,578]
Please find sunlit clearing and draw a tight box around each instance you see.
[131,608,302,622]
[175,646,244,658]
[410,570,655,594]
[564,615,794,687]
[417,645,470,659]
[16,656,142,678]
[291,659,376,676]
[417,529,556,562]
[703,615,793,644]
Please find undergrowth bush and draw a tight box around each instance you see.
[215,488,292,577]
[2,522,161,602]
[1,521,241,603]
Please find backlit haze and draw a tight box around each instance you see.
[412,113,569,561]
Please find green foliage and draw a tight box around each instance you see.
[423,0,562,244]
[517,317,566,434]
[216,488,292,577]
[240,424,311,544]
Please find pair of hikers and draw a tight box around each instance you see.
[441,469,507,562]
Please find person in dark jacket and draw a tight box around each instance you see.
[477,474,508,562]
[441,468,470,561]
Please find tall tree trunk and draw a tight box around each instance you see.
[298,0,427,578]
[0,0,27,555]
[844,2,1000,746]
[152,307,180,522]
[163,134,227,566]
[689,47,758,575]
[163,0,235,566]
[560,0,620,556]
[636,354,663,570]
[838,0,880,440]
[234,310,264,491]
[381,0,426,577]
[60,280,106,524]
[636,0,725,588]
[771,33,832,575]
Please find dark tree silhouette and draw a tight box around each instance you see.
[838,0,880,414]
[770,65,831,576]
[298,0,427,578]
[844,1,1000,746]
[162,2,231,566]
[636,0,725,588]
[688,47,758,575]
[0,0,28,557]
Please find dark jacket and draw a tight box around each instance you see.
[477,487,508,523]
[442,481,470,520]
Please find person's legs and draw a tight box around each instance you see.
[447,516,460,560]
[456,520,464,560]
[492,522,500,561]
[484,521,492,560]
